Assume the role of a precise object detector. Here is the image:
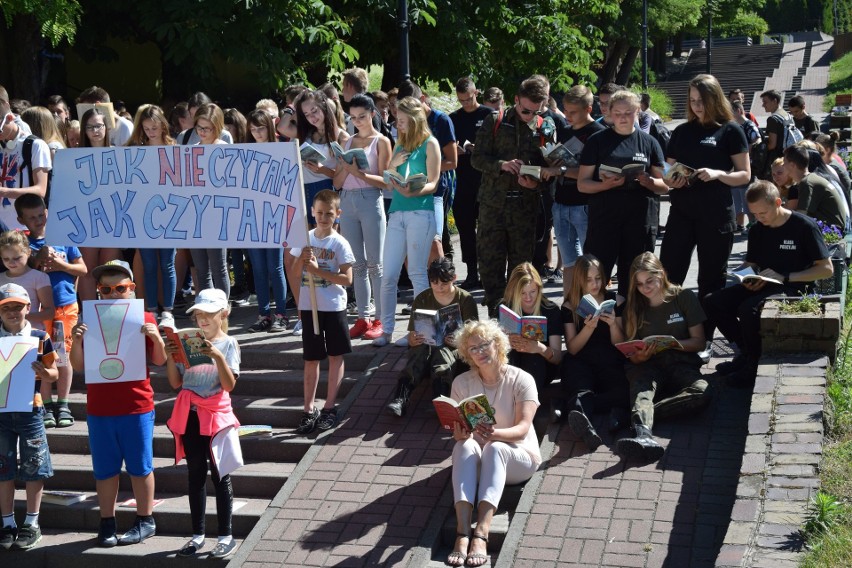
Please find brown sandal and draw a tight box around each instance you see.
[446,533,469,566]
[465,533,489,567]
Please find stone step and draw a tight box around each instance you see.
[0,530,243,568]
[43,454,292,499]
[14,490,267,537]
[46,422,313,462]
[61,391,329,428]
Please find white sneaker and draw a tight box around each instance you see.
[372,333,390,347]
[366,302,376,316]
[291,319,303,336]
[158,311,176,331]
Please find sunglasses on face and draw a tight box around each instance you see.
[98,282,136,295]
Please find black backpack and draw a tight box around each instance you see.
[649,120,671,154]
[20,135,52,206]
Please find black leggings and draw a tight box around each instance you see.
[184,410,233,537]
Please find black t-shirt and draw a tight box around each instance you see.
[667,120,748,227]
[794,115,819,136]
[561,289,623,354]
[554,121,606,206]
[638,288,705,340]
[504,300,563,345]
[580,127,664,210]
[765,111,789,162]
[746,211,830,293]
[450,105,494,188]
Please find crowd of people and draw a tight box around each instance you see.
[0,66,848,563]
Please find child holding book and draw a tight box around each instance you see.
[0,283,58,551]
[290,190,355,434]
[616,252,710,462]
[385,257,479,417]
[164,288,242,559]
[69,260,167,547]
[561,255,628,451]
[17,194,87,430]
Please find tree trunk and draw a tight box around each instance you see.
[600,39,629,85]
[7,15,41,102]
[616,46,640,86]
[672,33,684,58]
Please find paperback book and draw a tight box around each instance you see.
[330,141,369,170]
[299,142,328,164]
[615,335,683,357]
[164,328,213,368]
[726,266,782,285]
[383,169,428,192]
[433,393,496,430]
[498,305,547,341]
[412,304,463,347]
[574,294,616,319]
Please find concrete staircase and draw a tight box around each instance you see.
[9,331,373,567]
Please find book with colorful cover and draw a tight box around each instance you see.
[330,141,369,170]
[541,142,579,167]
[299,142,328,164]
[164,328,212,368]
[575,294,616,319]
[498,304,547,341]
[663,161,697,184]
[238,425,273,437]
[433,393,496,430]
[412,304,463,347]
[615,335,683,357]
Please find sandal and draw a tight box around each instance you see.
[465,533,489,567]
[56,405,75,428]
[446,533,469,567]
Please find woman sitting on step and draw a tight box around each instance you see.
[447,319,541,567]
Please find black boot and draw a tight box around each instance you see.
[386,382,411,417]
[616,424,664,462]
[567,410,601,451]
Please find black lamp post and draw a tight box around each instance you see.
[399,0,410,82]
[642,0,649,89]
[706,1,713,74]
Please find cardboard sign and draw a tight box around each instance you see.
[0,336,39,413]
[82,299,146,384]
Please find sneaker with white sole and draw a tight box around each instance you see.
[268,315,288,333]
[248,316,272,333]
[158,311,176,331]
[291,319,303,336]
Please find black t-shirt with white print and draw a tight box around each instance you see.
[580,127,664,204]
[554,120,606,206]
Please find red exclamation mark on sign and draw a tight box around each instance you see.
[94,303,130,380]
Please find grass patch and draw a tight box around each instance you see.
[823,50,852,111]
[629,85,674,122]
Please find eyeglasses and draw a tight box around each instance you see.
[195,125,214,134]
[469,340,493,355]
[98,282,136,296]
[85,124,105,132]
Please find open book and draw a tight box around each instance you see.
[383,169,428,191]
[518,165,542,180]
[164,328,213,368]
[433,393,496,430]
[330,141,369,170]
[575,294,616,319]
[726,266,782,285]
[300,142,328,164]
[459,140,475,154]
[498,305,547,341]
[541,142,579,167]
[412,304,463,347]
[615,335,683,357]
[663,162,697,184]
[599,163,646,179]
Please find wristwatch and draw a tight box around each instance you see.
[559,165,568,176]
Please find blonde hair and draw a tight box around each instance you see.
[455,319,510,367]
[503,262,551,316]
[193,103,225,137]
[566,255,605,326]
[191,310,230,333]
[21,106,65,149]
[395,96,431,152]
[624,252,679,339]
[127,104,175,146]
[608,90,641,112]
[0,230,31,257]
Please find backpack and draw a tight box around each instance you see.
[648,120,671,154]
[493,109,546,147]
[20,135,52,206]
[778,112,803,150]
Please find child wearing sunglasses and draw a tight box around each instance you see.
[69,259,167,548]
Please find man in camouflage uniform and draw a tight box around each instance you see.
[471,75,555,315]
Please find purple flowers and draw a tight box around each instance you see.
[816,220,843,244]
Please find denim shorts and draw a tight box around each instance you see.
[88,411,155,480]
[552,203,589,267]
[0,409,53,482]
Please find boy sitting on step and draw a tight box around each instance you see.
[386,257,479,416]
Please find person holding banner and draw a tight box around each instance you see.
[332,94,392,342]
[69,260,167,547]
[373,96,442,347]
[126,105,179,332]
[244,110,289,334]
[190,103,231,300]
[0,283,58,551]
[77,107,122,301]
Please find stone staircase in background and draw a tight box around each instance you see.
[10,345,373,567]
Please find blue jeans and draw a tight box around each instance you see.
[433,195,444,241]
[139,248,176,310]
[381,209,435,334]
[731,185,748,215]
[0,409,53,482]
[190,248,230,298]
[246,248,287,317]
[552,203,588,268]
[340,188,385,319]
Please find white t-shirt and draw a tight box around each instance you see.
[301,141,338,185]
[110,115,134,147]
[290,229,355,312]
[0,267,52,330]
[178,335,241,398]
[177,128,234,146]
[451,365,542,465]
[0,129,51,230]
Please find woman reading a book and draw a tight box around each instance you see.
[616,253,710,463]
[332,94,393,342]
[501,263,562,395]
[577,90,669,298]
[447,319,540,567]
[661,74,750,333]
[561,255,628,451]
[372,97,441,347]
